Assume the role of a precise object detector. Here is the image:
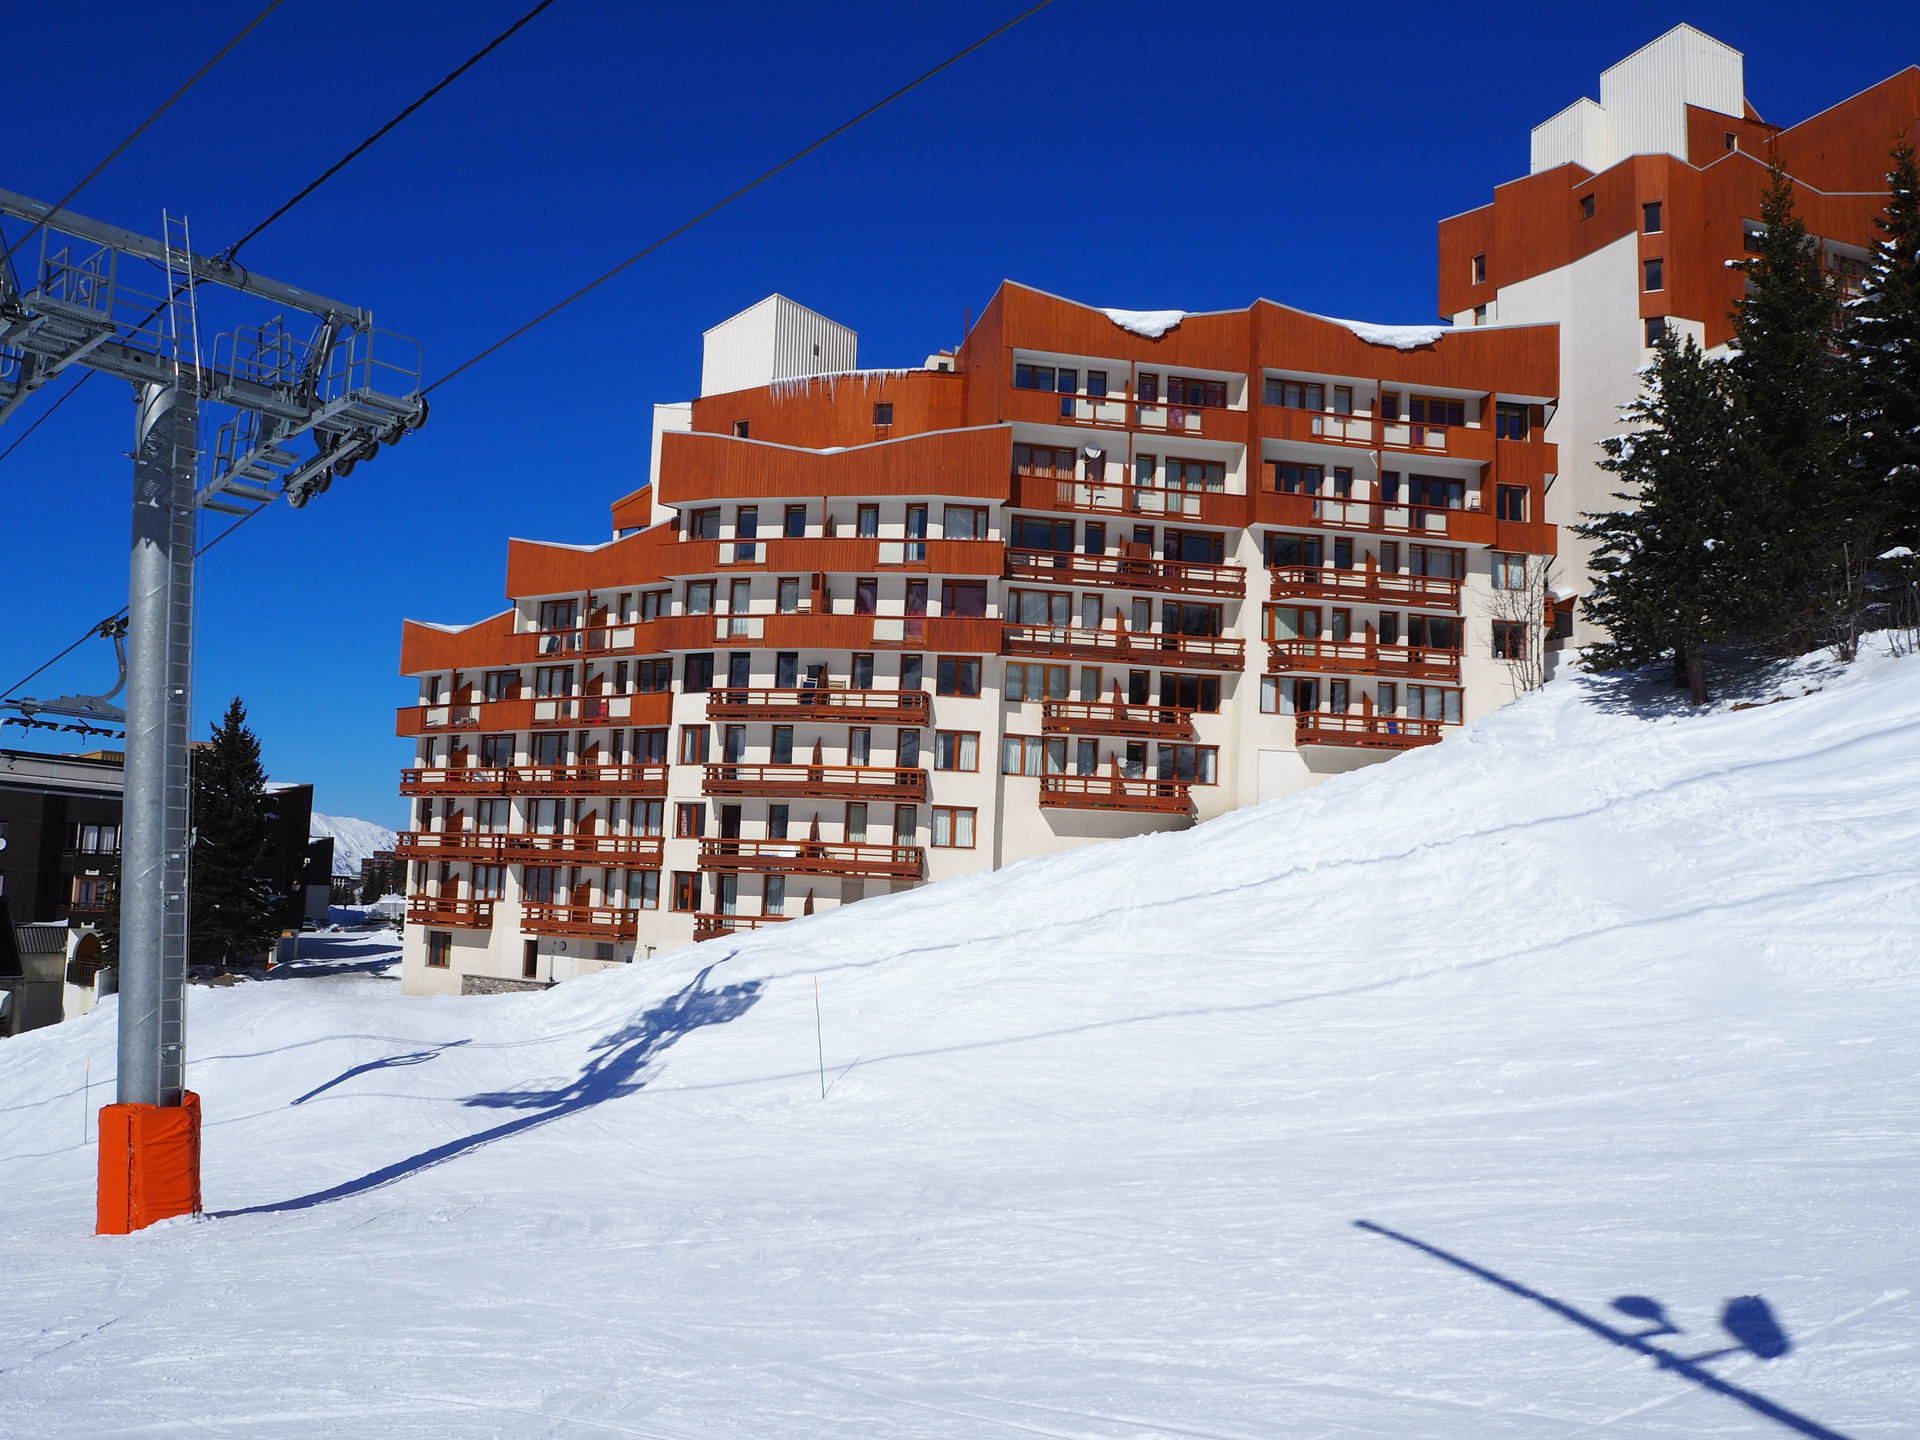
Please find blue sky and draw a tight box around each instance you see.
[2,0,1912,828]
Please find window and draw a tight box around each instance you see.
[1406,615,1462,651]
[1642,200,1663,234]
[1496,485,1528,522]
[1408,395,1465,428]
[1265,532,1323,568]
[931,807,977,848]
[636,658,671,692]
[683,653,714,692]
[852,652,874,688]
[530,732,566,767]
[634,729,668,764]
[675,803,705,839]
[476,799,510,833]
[671,872,700,912]
[1579,193,1595,220]
[783,503,807,538]
[1330,608,1352,642]
[1137,371,1159,403]
[689,508,722,540]
[1005,662,1069,702]
[1168,376,1227,407]
[1724,130,1737,152]
[1013,362,1059,391]
[1160,673,1219,712]
[1264,605,1322,641]
[854,577,878,615]
[426,932,451,968]
[685,580,715,615]
[1001,734,1066,776]
[873,402,894,426]
[900,654,924,690]
[71,823,120,854]
[936,656,981,696]
[1492,621,1528,660]
[777,577,801,613]
[633,799,664,836]
[844,803,868,842]
[678,725,710,764]
[1273,461,1323,494]
[1161,600,1223,637]
[1473,304,1488,325]
[897,728,921,767]
[857,504,879,538]
[71,875,109,908]
[1643,257,1664,291]
[535,665,572,698]
[1377,611,1400,645]
[1494,403,1530,441]
[893,805,918,843]
[1644,315,1667,346]
[1165,457,1225,492]
[943,505,989,540]
[1134,453,1156,485]
[522,866,557,903]
[537,598,578,632]
[630,870,660,909]
[1086,369,1108,397]
[1011,442,1078,478]
[734,506,758,561]
[1491,551,1528,590]
[471,865,506,901]
[1011,515,1075,552]
[1408,685,1463,724]
[732,419,749,438]
[1471,252,1487,284]
[942,580,988,617]
[1009,588,1071,626]
[483,669,518,701]
[847,727,871,766]
[639,589,668,621]
[1264,378,1324,409]
[905,504,927,561]
[764,874,787,915]
[767,804,790,840]
[771,725,794,765]
[934,731,979,771]
[1155,744,1217,784]
[1405,474,1464,511]
[522,941,540,980]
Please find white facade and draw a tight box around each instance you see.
[1529,25,1745,176]
[699,295,857,399]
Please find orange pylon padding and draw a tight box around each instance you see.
[96,1091,202,1235]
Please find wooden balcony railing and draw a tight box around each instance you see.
[693,912,793,943]
[406,896,495,928]
[1002,625,1245,671]
[1012,471,1241,523]
[1038,774,1193,814]
[1258,492,1497,545]
[705,687,931,724]
[698,838,925,879]
[1295,713,1446,750]
[397,831,511,860]
[520,903,640,939]
[701,763,928,801]
[399,764,670,797]
[506,834,665,866]
[1267,639,1461,681]
[1039,700,1197,739]
[1268,564,1461,611]
[1005,549,1245,598]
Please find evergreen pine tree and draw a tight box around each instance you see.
[189,697,279,969]
[1723,165,1851,651]
[1578,331,1742,704]
[1844,136,1920,553]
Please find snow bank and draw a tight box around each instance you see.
[4,645,1918,1437]
[1099,307,1186,338]
[1334,316,1450,348]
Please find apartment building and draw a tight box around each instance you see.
[398,284,1559,993]
[1438,24,1920,641]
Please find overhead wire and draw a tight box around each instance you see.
[424,0,1055,394]
[0,1,289,269]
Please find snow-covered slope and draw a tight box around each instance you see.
[4,649,1917,1438]
[309,811,399,876]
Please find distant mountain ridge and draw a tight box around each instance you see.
[309,813,399,877]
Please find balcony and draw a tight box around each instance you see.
[1005,548,1245,598]
[698,838,925,880]
[692,912,793,943]
[1267,639,1461,681]
[1258,492,1496,544]
[506,834,665,866]
[1040,700,1197,739]
[396,831,511,860]
[399,764,670,797]
[666,537,1005,577]
[1295,713,1445,751]
[397,692,673,738]
[406,896,495,928]
[1010,471,1246,527]
[701,763,928,801]
[1038,774,1192,814]
[520,904,640,940]
[1268,564,1462,611]
[1006,386,1243,441]
[705,687,931,725]
[1002,625,1245,671]
[1266,406,1467,456]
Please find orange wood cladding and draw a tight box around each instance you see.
[1037,774,1193,814]
[394,692,674,737]
[506,523,680,596]
[1254,492,1501,545]
[661,537,1005,578]
[1295,714,1445,749]
[1268,565,1462,610]
[700,763,928,801]
[704,687,931,724]
[690,368,965,448]
[1007,472,1250,528]
[1268,639,1462,681]
[406,896,495,928]
[1004,549,1245,597]
[697,838,926,879]
[1002,625,1245,670]
[520,904,640,939]
[1039,700,1198,739]
[692,912,791,942]
[399,764,670,797]
[657,425,1014,507]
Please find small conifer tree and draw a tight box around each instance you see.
[189,698,280,969]
[1845,136,1920,552]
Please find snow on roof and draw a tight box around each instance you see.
[767,368,916,400]
[1331,318,1450,349]
[1099,308,1186,339]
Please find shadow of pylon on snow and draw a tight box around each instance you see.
[211,965,761,1217]
[1353,1220,1851,1440]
